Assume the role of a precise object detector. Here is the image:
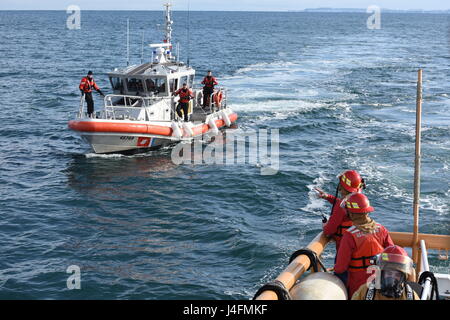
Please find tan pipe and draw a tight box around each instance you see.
[412,69,423,268]
[255,232,331,300]
[390,232,450,251]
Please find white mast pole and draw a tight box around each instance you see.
[164,3,173,60]
[141,29,145,64]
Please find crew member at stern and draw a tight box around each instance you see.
[174,83,194,122]
[201,70,218,108]
[334,193,394,298]
[79,71,104,118]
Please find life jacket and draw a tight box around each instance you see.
[202,76,217,89]
[177,88,192,103]
[347,224,385,272]
[365,280,415,300]
[334,220,353,242]
[213,91,223,107]
[79,77,99,93]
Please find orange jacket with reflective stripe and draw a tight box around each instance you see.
[175,88,193,103]
[347,225,385,272]
[79,77,100,93]
[201,76,218,88]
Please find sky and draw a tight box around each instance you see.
[0,0,449,11]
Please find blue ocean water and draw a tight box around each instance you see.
[0,10,449,299]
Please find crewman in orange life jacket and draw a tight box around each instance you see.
[201,70,218,108]
[173,83,194,122]
[334,192,394,298]
[79,71,104,117]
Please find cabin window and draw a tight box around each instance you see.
[156,79,166,94]
[188,75,195,88]
[110,77,124,91]
[169,79,178,93]
[180,76,188,87]
[126,78,144,93]
[144,78,167,94]
[145,79,156,92]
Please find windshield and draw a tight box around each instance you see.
[145,78,166,95]
[126,78,144,94]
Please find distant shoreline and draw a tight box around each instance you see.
[300,8,450,13]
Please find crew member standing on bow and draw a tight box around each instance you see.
[79,71,104,118]
[174,83,194,122]
[352,245,419,300]
[201,70,218,108]
[315,170,366,253]
[334,193,394,298]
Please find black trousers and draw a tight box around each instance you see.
[85,92,94,116]
[203,88,213,107]
[176,102,189,121]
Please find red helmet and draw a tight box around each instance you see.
[340,192,374,214]
[338,170,364,193]
[377,245,414,275]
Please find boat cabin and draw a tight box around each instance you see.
[107,47,195,98]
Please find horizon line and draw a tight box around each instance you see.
[1,8,450,12]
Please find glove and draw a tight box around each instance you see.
[80,90,85,96]
[98,90,105,97]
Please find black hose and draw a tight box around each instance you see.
[418,271,440,300]
[288,248,327,273]
[252,280,291,300]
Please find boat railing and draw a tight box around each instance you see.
[419,240,433,300]
[78,94,85,118]
[102,94,174,121]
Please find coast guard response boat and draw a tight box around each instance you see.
[69,3,237,154]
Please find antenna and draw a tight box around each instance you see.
[187,0,191,66]
[127,18,130,66]
[164,3,173,44]
[141,29,145,64]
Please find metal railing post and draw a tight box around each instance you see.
[79,94,85,118]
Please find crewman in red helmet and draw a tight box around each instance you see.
[79,71,104,118]
[173,83,194,122]
[334,193,394,298]
[315,170,366,252]
[352,245,419,300]
[201,70,218,108]
[315,170,366,285]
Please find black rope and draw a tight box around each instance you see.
[418,271,440,300]
[252,280,291,300]
[330,184,340,217]
[288,248,326,272]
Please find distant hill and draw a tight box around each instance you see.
[297,8,450,14]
